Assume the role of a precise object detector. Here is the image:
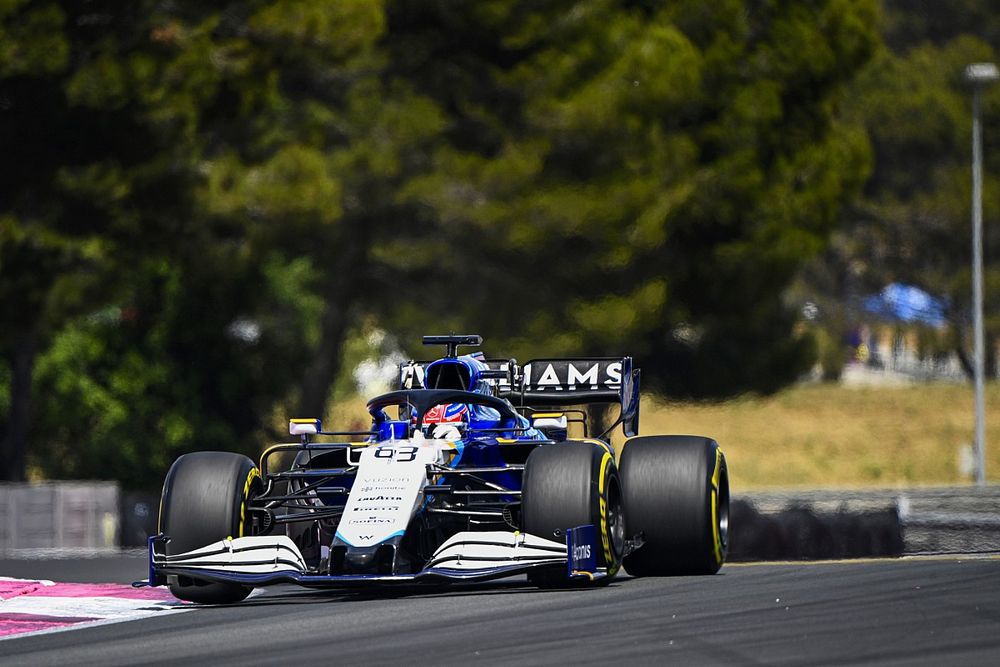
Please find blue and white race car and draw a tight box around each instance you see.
[137,335,730,603]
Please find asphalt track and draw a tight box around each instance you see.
[2,554,998,666]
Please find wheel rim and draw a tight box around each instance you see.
[717,465,730,551]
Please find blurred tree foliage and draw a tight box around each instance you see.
[1,0,438,484]
[797,0,1000,378]
[1,1,881,485]
[386,0,878,396]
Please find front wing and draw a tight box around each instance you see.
[134,525,606,590]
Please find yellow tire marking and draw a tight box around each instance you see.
[239,467,261,537]
[710,448,723,565]
[596,450,618,573]
[598,451,611,494]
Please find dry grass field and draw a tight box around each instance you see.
[632,383,1000,490]
[325,382,1000,490]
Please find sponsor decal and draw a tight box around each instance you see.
[523,361,623,391]
[567,524,598,575]
[399,363,425,389]
[408,358,628,393]
[357,475,411,494]
[337,440,450,547]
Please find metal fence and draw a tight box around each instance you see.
[0,482,120,552]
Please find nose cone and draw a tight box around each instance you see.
[333,542,400,574]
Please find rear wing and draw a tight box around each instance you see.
[397,356,641,437]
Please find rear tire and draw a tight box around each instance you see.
[159,451,261,603]
[521,441,624,587]
[620,435,729,576]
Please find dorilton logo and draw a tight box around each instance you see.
[358,485,407,493]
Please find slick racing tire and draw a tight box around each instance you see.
[522,441,624,588]
[159,451,262,604]
[620,436,729,576]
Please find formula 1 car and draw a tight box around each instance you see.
[135,335,729,603]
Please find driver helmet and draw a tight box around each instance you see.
[421,404,467,441]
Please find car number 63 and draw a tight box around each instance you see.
[374,446,418,462]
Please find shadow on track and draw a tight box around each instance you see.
[194,574,639,609]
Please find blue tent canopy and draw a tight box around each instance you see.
[862,283,947,326]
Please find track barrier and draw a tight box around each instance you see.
[730,486,1000,560]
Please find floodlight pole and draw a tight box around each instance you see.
[966,62,999,486]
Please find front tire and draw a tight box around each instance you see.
[159,451,261,603]
[521,441,624,587]
[620,435,729,576]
